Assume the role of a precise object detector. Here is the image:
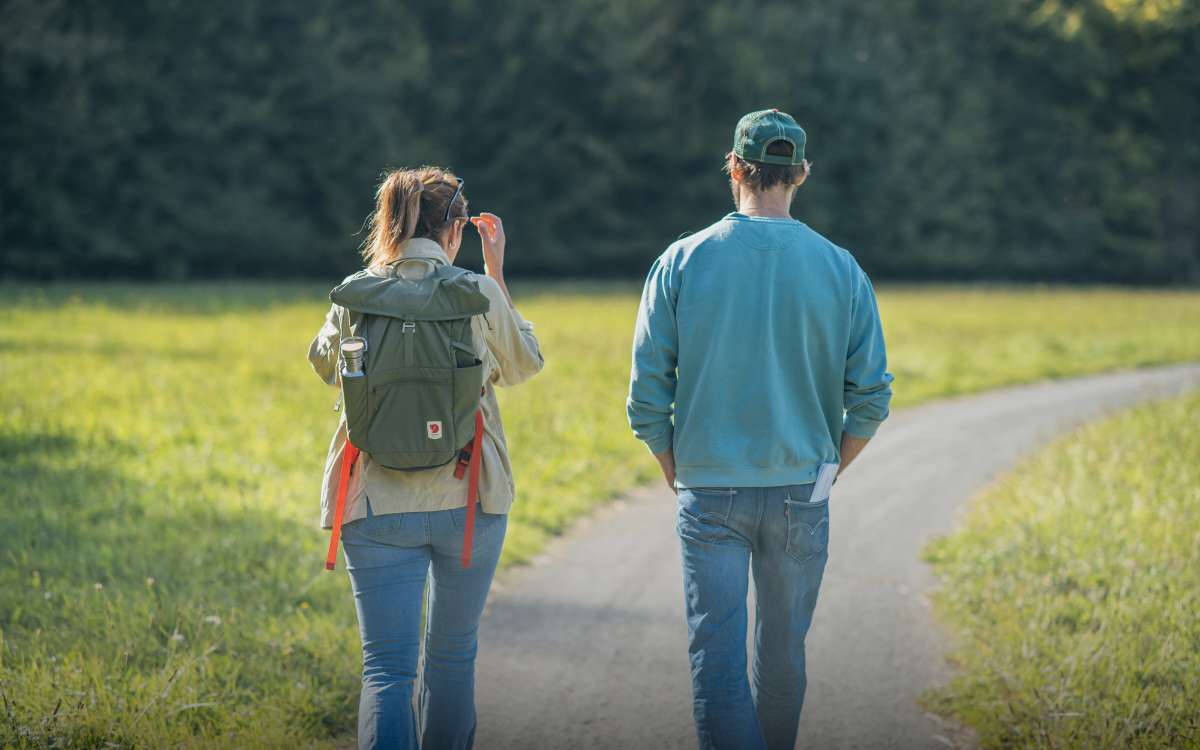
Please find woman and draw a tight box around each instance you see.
[308,166,544,749]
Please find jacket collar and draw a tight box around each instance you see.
[397,237,450,265]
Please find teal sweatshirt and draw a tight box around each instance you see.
[627,212,893,487]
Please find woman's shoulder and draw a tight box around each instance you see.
[466,272,506,310]
[331,268,375,294]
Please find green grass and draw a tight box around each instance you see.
[1,282,1199,748]
[877,286,1200,405]
[923,392,1200,749]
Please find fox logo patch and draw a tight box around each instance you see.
[427,421,443,440]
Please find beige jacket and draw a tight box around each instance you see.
[308,238,544,528]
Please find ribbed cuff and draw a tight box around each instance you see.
[644,430,674,455]
[843,413,882,439]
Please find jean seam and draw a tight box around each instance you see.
[755,489,768,539]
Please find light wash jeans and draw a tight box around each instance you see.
[676,484,830,750]
[341,497,507,750]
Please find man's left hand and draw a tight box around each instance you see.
[654,450,676,493]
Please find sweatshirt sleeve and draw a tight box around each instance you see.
[843,267,893,438]
[627,253,679,455]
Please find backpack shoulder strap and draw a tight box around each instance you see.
[338,302,352,341]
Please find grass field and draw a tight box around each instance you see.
[2,283,1199,747]
[923,392,1200,749]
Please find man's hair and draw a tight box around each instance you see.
[724,141,806,191]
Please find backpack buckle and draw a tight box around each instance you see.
[453,448,471,480]
[401,322,416,334]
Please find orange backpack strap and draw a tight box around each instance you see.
[325,440,361,571]
[460,409,485,568]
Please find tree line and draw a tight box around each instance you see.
[2,0,1197,283]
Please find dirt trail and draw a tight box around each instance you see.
[467,364,1200,749]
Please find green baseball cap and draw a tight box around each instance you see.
[732,108,806,166]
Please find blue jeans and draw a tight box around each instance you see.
[676,484,829,750]
[342,498,507,750]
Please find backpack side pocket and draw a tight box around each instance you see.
[342,372,369,449]
[452,361,484,445]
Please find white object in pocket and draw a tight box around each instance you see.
[812,462,839,503]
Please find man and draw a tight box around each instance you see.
[626,109,893,750]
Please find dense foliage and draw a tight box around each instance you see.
[3,0,1197,282]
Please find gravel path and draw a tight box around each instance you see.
[471,363,1200,750]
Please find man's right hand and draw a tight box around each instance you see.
[653,450,677,492]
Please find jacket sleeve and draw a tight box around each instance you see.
[308,303,344,387]
[478,275,544,388]
[843,267,893,438]
[627,254,678,455]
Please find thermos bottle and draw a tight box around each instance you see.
[340,336,367,378]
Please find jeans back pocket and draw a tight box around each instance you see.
[784,493,829,564]
[677,487,735,542]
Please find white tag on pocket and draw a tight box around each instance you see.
[812,462,839,503]
[426,421,443,440]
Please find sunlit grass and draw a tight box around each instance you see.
[923,392,1200,749]
[878,286,1200,406]
[1,282,1198,747]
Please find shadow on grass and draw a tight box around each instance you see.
[2,278,644,312]
[0,338,221,362]
[0,430,82,461]
[0,281,331,314]
[0,429,359,746]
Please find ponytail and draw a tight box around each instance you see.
[362,166,467,268]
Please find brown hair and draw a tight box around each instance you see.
[362,166,468,268]
[724,148,807,191]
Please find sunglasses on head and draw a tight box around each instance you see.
[445,177,465,223]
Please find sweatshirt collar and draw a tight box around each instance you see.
[725,211,800,225]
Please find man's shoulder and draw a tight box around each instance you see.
[662,218,737,262]
[796,224,863,270]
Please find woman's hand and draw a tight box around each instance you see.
[470,213,505,278]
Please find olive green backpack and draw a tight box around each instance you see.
[330,264,490,470]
